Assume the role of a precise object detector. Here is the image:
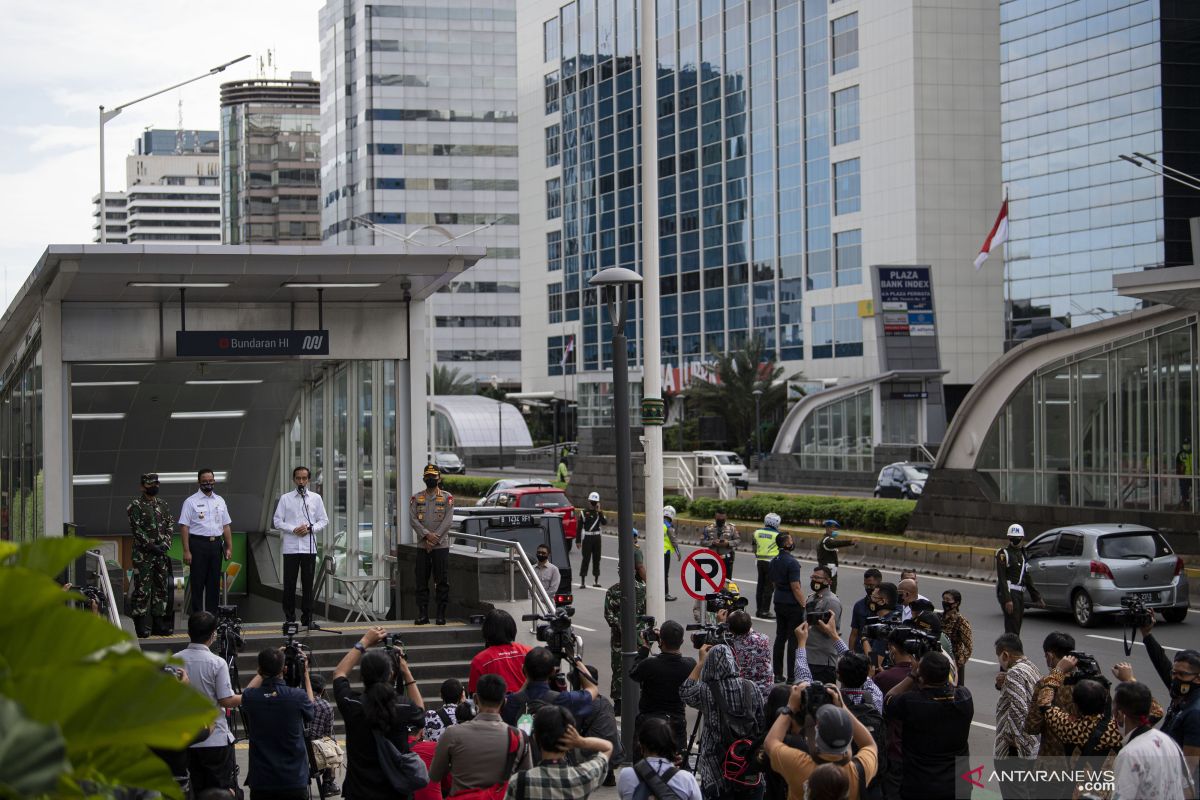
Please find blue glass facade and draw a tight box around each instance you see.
[1000,0,1200,348]
[541,0,850,373]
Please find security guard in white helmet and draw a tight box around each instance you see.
[753,512,783,619]
[995,523,1044,635]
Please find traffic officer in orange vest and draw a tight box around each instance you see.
[411,463,455,625]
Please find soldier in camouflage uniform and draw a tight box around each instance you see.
[127,472,175,637]
[603,546,647,716]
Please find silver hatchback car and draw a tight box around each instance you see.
[1024,523,1189,627]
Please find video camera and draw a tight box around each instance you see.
[685,622,731,649]
[705,589,748,615]
[75,583,108,615]
[214,604,244,655]
[281,621,309,688]
[522,608,578,661]
[861,615,903,640]
[899,626,941,658]
[1063,651,1108,687]
[638,615,659,645]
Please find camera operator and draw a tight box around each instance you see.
[630,620,696,754]
[1133,615,1200,762]
[883,651,974,800]
[174,611,242,794]
[1023,631,1080,756]
[768,531,807,683]
[604,547,647,716]
[764,683,878,800]
[871,627,918,696]
[241,647,315,800]
[726,609,775,700]
[502,646,599,728]
[848,569,883,654]
[861,583,902,672]
[804,565,843,684]
[332,626,426,800]
[794,620,883,714]
[1111,681,1195,800]
[1032,661,1124,760]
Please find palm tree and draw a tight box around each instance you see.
[430,364,477,395]
[682,335,798,455]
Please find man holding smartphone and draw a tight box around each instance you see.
[804,565,843,683]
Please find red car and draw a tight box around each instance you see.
[485,484,579,541]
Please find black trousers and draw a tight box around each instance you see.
[773,603,804,682]
[721,551,735,579]
[187,744,238,793]
[1001,591,1025,635]
[756,560,773,615]
[415,547,450,609]
[282,553,316,625]
[189,535,223,614]
[580,534,602,580]
[664,551,674,597]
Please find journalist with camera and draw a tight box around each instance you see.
[174,611,243,794]
[1127,612,1200,763]
[630,619,696,754]
[241,646,315,799]
[794,618,884,714]
[860,583,902,671]
[503,646,600,727]
[804,565,843,684]
[604,546,647,715]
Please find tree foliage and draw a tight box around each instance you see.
[0,538,216,799]
[682,335,798,454]
[431,364,477,395]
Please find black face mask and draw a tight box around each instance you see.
[810,581,824,593]
[865,586,875,597]
[1171,678,1195,698]
[781,542,794,552]
[144,485,159,496]
[942,602,955,613]
[199,482,215,494]
[715,519,725,529]
[424,477,438,488]
[537,553,549,562]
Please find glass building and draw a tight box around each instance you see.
[1000,0,1200,349]
[0,340,43,541]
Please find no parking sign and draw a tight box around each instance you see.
[681,548,727,600]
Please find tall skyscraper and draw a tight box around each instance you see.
[318,0,522,388]
[518,0,1004,450]
[1000,0,1200,348]
[220,73,322,244]
[91,131,221,244]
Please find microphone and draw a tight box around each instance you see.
[297,485,306,496]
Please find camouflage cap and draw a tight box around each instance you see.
[140,473,160,484]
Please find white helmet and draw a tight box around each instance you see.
[765,512,782,528]
[1006,523,1025,539]
[663,505,677,520]
[588,491,601,503]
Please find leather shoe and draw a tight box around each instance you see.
[306,621,323,631]
[414,616,430,625]
[757,610,775,619]
[665,594,677,602]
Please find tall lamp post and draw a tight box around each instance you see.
[98,54,250,243]
[752,388,764,468]
[589,266,643,761]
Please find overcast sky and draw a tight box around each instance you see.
[0,0,323,309]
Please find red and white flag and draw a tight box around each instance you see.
[559,335,575,368]
[974,198,1008,270]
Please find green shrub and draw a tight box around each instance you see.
[441,475,496,499]
[663,495,689,515]
[684,494,914,536]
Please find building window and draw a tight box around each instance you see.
[545,124,561,167]
[831,13,858,74]
[545,72,560,114]
[548,282,563,324]
[544,18,560,62]
[812,302,863,359]
[832,86,859,145]
[795,389,874,472]
[546,178,562,219]
[834,158,860,215]
[835,229,862,286]
[547,231,562,271]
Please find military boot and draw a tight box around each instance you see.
[134,616,151,638]
[414,605,430,625]
[152,615,173,636]
[435,604,447,626]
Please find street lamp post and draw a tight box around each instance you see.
[753,388,764,468]
[589,266,643,762]
[98,55,250,243]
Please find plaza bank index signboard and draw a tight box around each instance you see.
[872,266,940,371]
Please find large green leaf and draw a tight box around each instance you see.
[68,744,184,800]
[0,542,17,561]
[5,537,101,578]
[0,694,69,797]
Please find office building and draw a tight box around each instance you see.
[91,133,221,244]
[1000,0,1200,347]
[139,129,219,156]
[220,73,322,244]
[518,0,1004,466]
[318,0,523,387]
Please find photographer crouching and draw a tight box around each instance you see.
[241,647,315,800]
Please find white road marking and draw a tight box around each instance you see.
[571,623,598,632]
[971,721,997,731]
[1086,634,1183,652]
[969,658,999,666]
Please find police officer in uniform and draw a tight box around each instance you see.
[995,523,1044,635]
[662,505,680,602]
[753,512,782,619]
[1177,436,1193,507]
[701,508,740,579]
[128,472,175,638]
[411,463,455,625]
[603,547,647,717]
[579,491,607,588]
[815,519,856,594]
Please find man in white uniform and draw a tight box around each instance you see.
[272,465,329,630]
[180,469,233,615]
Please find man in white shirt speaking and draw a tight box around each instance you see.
[272,465,329,630]
[180,468,233,615]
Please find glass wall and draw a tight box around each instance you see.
[792,388,873,472]
[978,315,1198,511]
[0,340,44,541]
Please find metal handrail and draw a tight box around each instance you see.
[450,532,557,619]
[663,453,696,501]
[86,549,122,629]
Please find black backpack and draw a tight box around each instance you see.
[508,688,561,761]
[632,759,683,800]
[709,678,763,787]
[844,696,886,800]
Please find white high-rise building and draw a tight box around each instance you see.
[91,132,221,244]
[319,0,522,388]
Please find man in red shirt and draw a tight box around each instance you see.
[468,609,532,693]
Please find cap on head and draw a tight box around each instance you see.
[823,519,840,529]
[141,473,160,485]
[1006,523,1025,539]
[663,505,676,519]
[588,491,600,503]
[764,512,782,528]
[423,463,441,478]
[814,705,853,754]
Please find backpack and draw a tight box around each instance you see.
[844,694,886,800]
[632,759,683,800]
[709,678,763,787]
[508,688,560,761]
[449,726,527,800]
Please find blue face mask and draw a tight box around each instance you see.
[829,530,839,538]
